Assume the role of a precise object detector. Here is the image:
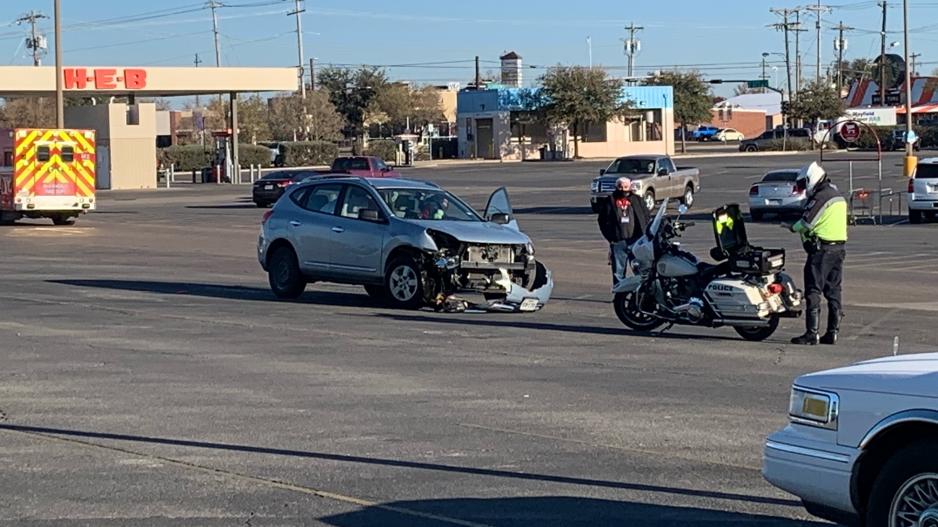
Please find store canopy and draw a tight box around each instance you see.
[0,66,298,97]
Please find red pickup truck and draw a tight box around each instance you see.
[330,156,400,178]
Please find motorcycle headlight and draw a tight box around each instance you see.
[789,385,839,430]
[526,242,535,256]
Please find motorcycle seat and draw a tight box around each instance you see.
[697,261,728,280]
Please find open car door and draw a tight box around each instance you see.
[484,187,519,230]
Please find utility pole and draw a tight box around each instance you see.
[903,0,914,167]
[624,22,644,80]
[288,0,306,98]
[309,57,315,92]
[793,9,807,93]
[761,54,768,94]
[910,52,920,76]
[209,0,222,67]
[16,11,48,66]
[879,0,887,107]
[53,0,63,128]
[194,53,203,109]
[833,22,854,95]
[770,9,795,102]
[805,1,832,81]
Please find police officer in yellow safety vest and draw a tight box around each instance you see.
[784,162,848,346]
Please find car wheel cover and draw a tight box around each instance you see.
[890,473,938,527]
[684,189,694,206]
[389,265,418,301]
[644,193,655,211]
[275,258,292,286]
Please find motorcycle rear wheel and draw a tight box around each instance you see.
[614,291,664,332]
[733,315,780,341]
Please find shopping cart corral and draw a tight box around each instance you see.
[849,187,904,225]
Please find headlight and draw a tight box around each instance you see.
[631,180,643,190]
[789,386,839,430]
[590,180,599,191]
[526,242,535,256]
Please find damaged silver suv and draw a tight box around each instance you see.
[257,176,553,312]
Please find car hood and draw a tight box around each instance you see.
[411,220,531,245]
[797,353,938,398]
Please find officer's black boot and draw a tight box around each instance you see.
[791,309,820,345]
[820,307,843,345]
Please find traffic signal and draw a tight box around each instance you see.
[781,101,791,114]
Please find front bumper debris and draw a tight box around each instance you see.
[431,264,554,313]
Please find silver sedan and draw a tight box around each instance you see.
[748,169,807,221]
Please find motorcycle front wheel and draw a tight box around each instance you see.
[733,315,780,341]
[614,291,664,332]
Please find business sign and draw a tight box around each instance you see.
[840,121,861,143]
[844,107,897,127]
[63,68,147,90]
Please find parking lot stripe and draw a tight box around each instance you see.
[1,426,493,527]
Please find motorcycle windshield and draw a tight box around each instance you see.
[647,198,669,238]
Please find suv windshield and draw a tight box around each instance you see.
[379,188,479,221]
[606,158,656,175]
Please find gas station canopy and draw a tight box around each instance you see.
[0,66,298,97]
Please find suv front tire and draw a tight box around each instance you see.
[385,254,425,309]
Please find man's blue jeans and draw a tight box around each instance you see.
[611,241,631,286]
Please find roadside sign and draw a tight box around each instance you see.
[746,79,769,89]
[841,121,861,143]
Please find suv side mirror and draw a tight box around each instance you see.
[358,209,383,222]
[490,212,511,225]
[658,168,669,176]
[599,168,606,175]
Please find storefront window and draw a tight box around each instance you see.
[582,121,607,143]
[645,110,663,141]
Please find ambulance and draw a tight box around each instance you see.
[0,128,96,225]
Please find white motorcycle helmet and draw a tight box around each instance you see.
[795,161,827,196]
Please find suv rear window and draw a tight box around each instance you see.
[915,164,938,179]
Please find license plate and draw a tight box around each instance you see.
[768,199,782,205]
[519,298,539,312]
[264,184,274,190]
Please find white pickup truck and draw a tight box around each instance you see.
[589,155,701,213]
[763,353,938,526]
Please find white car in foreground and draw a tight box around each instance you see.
[763,353,938,526]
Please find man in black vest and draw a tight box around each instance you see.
[598,177,651,286]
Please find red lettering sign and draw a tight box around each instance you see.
[62,67,148,91]
[94,68,117,90]
[123,69,147,89]
[63,68,88,89]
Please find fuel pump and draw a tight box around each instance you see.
[211,131,233,183]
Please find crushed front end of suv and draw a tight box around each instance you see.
[257,176,553,312]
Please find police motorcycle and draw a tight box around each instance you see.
[612,200,803,341]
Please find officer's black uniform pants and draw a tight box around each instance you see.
[804,244,845,314]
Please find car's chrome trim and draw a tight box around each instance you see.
[859,409,938,450]
[765,440,851,463]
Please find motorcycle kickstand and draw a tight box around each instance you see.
[656,322,675,335]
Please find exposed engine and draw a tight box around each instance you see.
[424,230,545,311]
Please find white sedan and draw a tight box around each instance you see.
[763,353,938,526]
[714,128,745,142]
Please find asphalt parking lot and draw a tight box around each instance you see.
[2,150,936,526]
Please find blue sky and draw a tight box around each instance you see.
[1,0,936,98]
